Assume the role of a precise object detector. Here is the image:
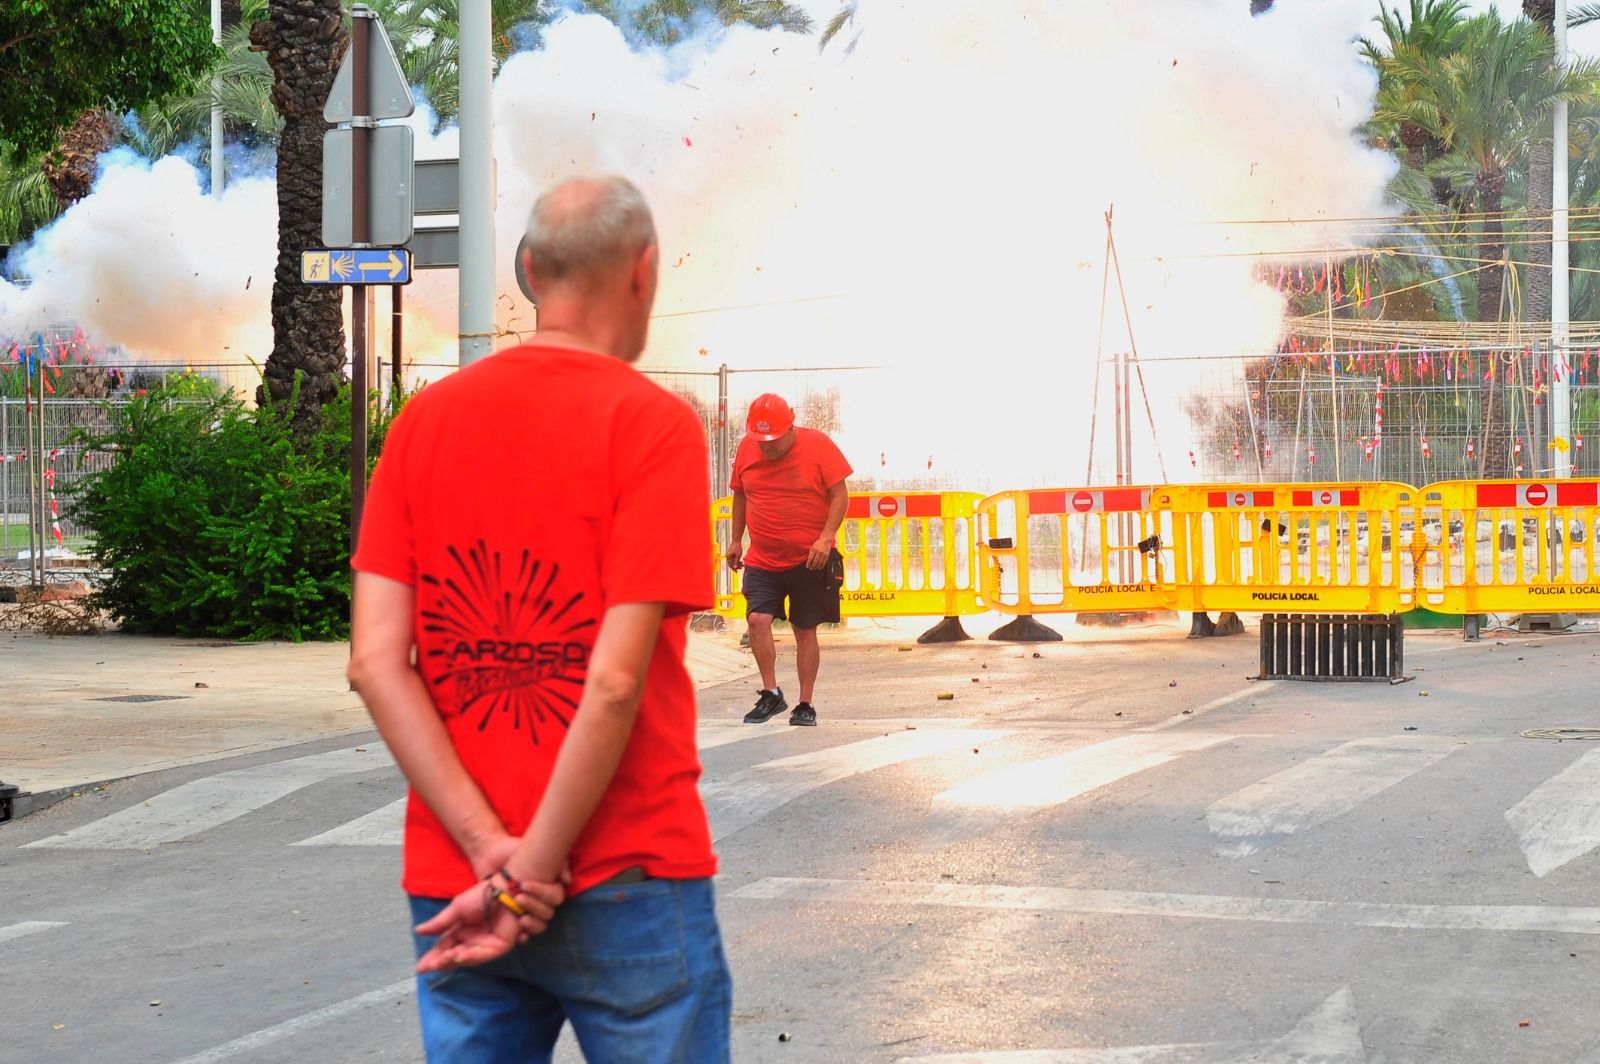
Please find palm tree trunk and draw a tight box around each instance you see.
[251,2,348,424]
[42,108,116,209]
[1479,169,1513,478]
[1525,0,1555,337]
[1526,138,1553,327]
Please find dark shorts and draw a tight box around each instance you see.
[742,551,843,629]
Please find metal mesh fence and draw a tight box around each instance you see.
[0,358,888,577]
[1184,358,1597,486]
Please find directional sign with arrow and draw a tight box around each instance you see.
[300,248,411,286]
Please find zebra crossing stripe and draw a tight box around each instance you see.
[734,876,1600,935]
[22,745,395,851]
[1207,735,1461,857]
[895,988,1365,1063]
[1505,748,1600,878]
[292,797,406,847]
[703,727,1014,842]
[927,732,1234,844]
[167,979,414,1064]
[0,921,67,944]
[696,724,806,752]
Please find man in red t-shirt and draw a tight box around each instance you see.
[726,394,853,727]
[349,176,731,1063]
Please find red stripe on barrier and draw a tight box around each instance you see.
[846,497,870,518]
[1476,484,1517,507]
[1101,488,1145,513]
[907,496,942,518]
[1292,491,1311,507]
[1557,483,1600,506]
[1030,491,1067,515]
[1207,492,1227,508]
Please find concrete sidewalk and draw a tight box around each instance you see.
[0,627,755,811]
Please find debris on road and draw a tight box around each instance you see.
[936,693,954,701]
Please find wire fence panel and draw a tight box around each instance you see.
[1185,369,1600,487]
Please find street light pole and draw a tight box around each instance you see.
[457,0,495,366]
[1553,0,1571,477]
[210,0,224,196]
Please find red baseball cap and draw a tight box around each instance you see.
[746,393,795,441]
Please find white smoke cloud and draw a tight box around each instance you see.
[477,1,1393,486]
[0,1,1393,488]
[0,150,277,364]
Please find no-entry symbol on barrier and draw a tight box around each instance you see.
[1319,491,1334,505]
[876,497,900,517]
[1071,491,1096,514]
[1525,484,1550,507]
[1233,492,1248,507]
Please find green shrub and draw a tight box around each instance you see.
[69,378,400,641]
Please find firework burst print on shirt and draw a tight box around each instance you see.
[419,541,595,743]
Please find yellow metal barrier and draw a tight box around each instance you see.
[977,487,1180,616]
[1412,479,1600,614]
[1165,483,1418,615]
[712,479,1600,627]
[713,491,983,622]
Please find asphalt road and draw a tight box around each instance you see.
[4,627,1600,1063]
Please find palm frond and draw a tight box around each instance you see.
[819,5,856,52]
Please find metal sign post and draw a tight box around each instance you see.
[311,4,415,554]
[350,10,371,547]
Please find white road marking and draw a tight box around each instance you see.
[292,797,406,847]
[0,921,67,944]
[1206,735,1461,857]
[1145,685,1255,731]
[703,728,1013,841]
[22,745,395,850]
[167,979,414,1064]
[734,877,1600,935]
[926,732,1234,843]
[1506,749,1600,878]
[897,988,1365,1063]
[696,725,803,752]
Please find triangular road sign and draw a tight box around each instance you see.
[324,13,415,123]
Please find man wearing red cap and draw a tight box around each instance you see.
[726,394,852,726]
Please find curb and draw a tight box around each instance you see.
[0,773,135,825]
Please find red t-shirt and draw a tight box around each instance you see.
[730,427,853,571]
[352,344,716,898]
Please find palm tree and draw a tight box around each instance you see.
[587,0,812,46]
[249,0,349,423]
[135,0,278,171]
[1393,12,1591,473]
[38,108,119,210]
[0,148,57,245]
[1523,0,1557,332]
[818,2,859,53]
[375,0,553,123]
[1365,0,1470,204]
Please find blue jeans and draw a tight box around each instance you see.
[408,877,731,1064]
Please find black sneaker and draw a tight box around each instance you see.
[789,702,817,727]
[744,689,788,724]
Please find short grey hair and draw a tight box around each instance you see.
[523,175,657,289]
